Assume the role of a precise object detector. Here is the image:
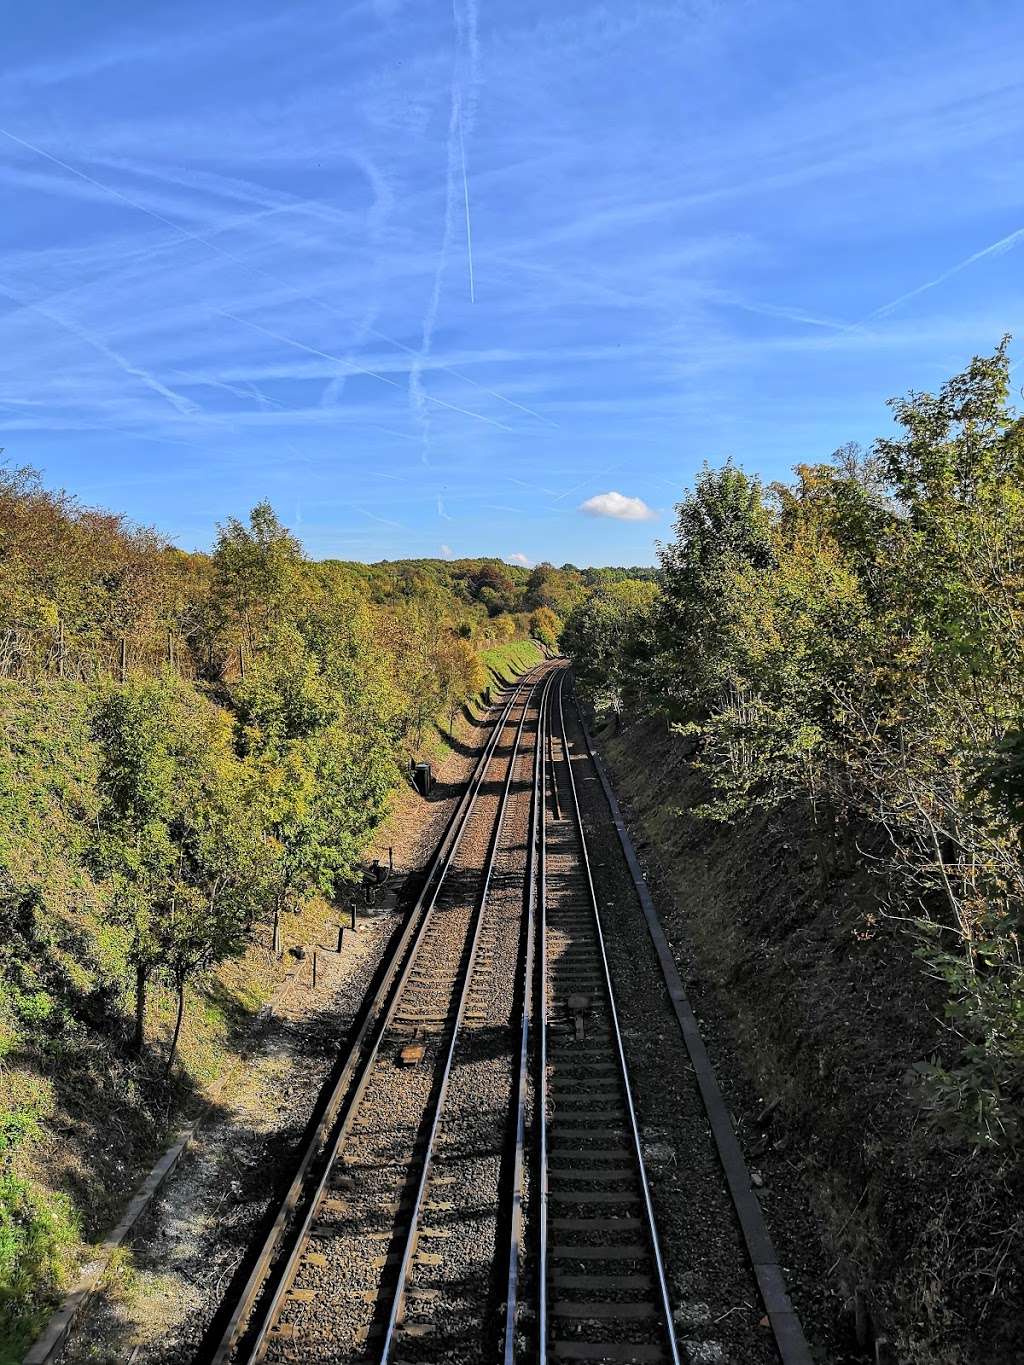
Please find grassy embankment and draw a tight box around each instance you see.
[479,638,544,683]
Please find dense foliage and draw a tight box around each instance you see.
[566,342,1024,1158]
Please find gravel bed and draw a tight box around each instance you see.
[398,694,540,1364]
[561,691,780,1365]
[591,716,844,1362]
[56,663,786,1365]
[534,742,682,1360]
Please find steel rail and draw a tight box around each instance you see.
[211,664,547,1365]
[545,668,682,1365]
[501,667,558,1365]
[536,670,552,1365]
[263,668,543,1364]
[377,667,549,1362]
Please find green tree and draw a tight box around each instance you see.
[528,606,561,648]
[436,637,486,736]
[233,624,396,950]
[655,461,774,718]
[562,580,659,712]
[212,502,303,656]
[91,674,258,1058]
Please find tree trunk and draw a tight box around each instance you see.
[813,798,835,900]
[273,900,282,957]
[165,978,187,1076]
[133,962,148,1054]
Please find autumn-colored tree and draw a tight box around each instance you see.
[90,673,260,1058]
[213,502,304,657]
[436,637,487,735]
[528,606,561,648]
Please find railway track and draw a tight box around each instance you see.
[209,659,808,1365]
[211,664,552,1365]
[530,670,680,1365]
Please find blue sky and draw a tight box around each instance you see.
[2,0,1023,567]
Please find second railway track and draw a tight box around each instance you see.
[530,671,680,1365]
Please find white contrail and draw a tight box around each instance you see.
[9,125,541,422]
[2,124,548,435]
[458,0,479,304]
[132,145,539,420]
[457,92,475,304]
[550,461,624,503]
[367,321,556,425]
[355,504,405,530]
[221,309,514,430]
[172,368,284,411]
[0,277,200,418]
[863,226,1024,323]
[0,124,254,269]
[409,0,483,463]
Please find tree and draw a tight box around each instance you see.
[561,580,659,712]
[524,563,586,616]
[91,674,258,1058]
[212,502,303,656]
[233,623,396,950]
[529,606,561,648]
[436,637,486,735]
[469,563,517,616]
[655,461,775,718]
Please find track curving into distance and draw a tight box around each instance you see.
[214,664,551,1365]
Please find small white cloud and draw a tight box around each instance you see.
[440,543,454,560]
[509,551,532,566]
[579,490,657,522]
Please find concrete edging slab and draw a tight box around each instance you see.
[23,1126,194,1365]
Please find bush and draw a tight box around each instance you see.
[0,1111,78,1363]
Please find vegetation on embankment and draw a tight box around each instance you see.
[480,637,546,682]
[563,340,1024,1362]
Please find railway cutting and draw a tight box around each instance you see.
[204,661,809,1365]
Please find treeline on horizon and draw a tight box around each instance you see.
[561,340,1024,1342]
[0,458,652,685]
[0,463,658,1349]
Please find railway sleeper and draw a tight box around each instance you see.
[549,1341,668,1361]
[551,1191,642,1205]
[553,1302,658,1321]
[553,1274,654,1290]
[550,1085,621,1097]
